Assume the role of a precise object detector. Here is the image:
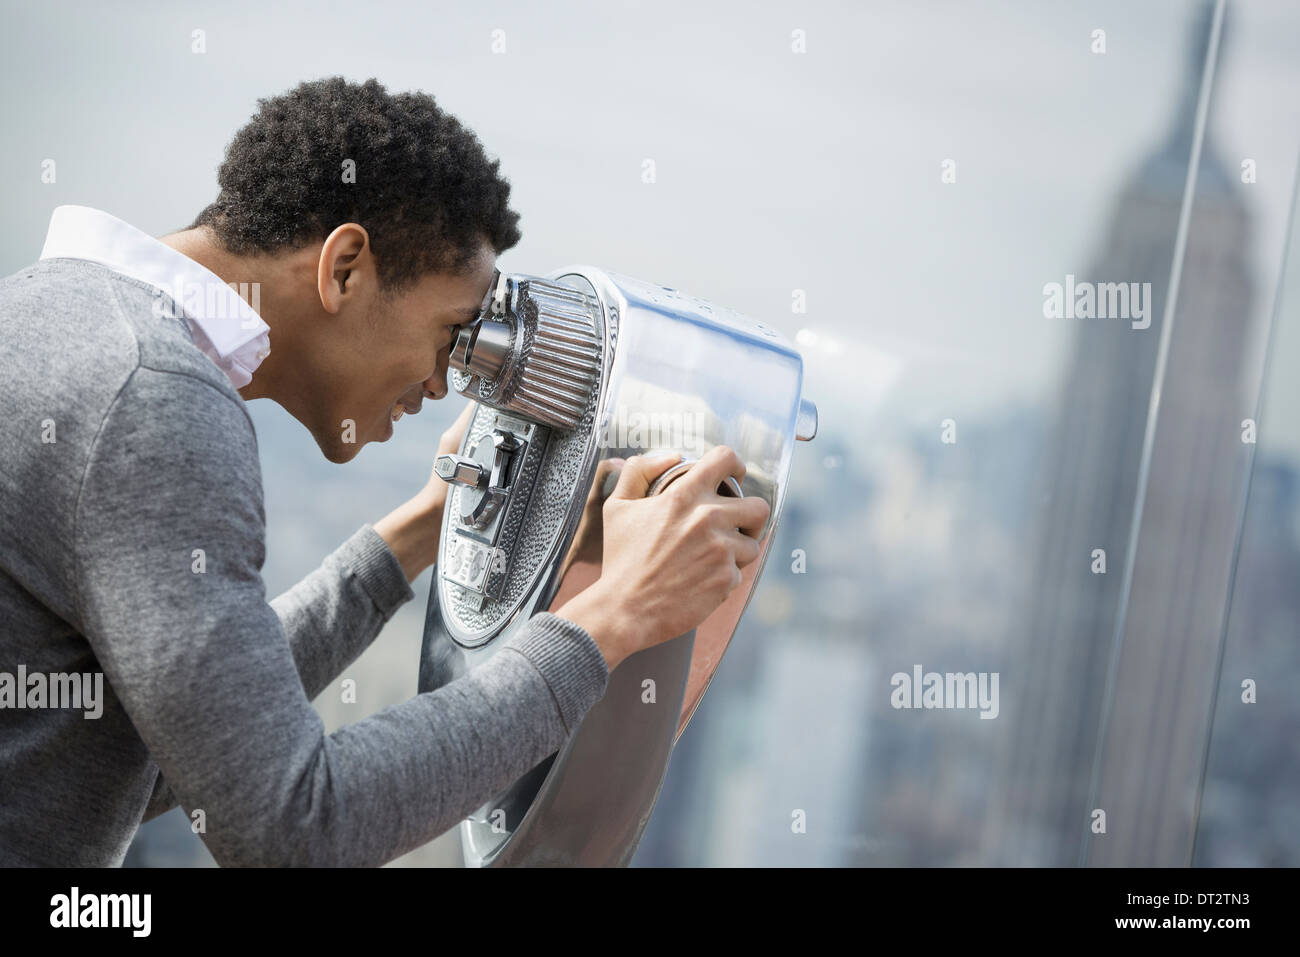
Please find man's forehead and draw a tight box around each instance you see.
[431,251,496,314]
[470,264,501,311]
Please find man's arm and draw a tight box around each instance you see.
[144,403,467,824]
[141,523,418,822]
[84,368,608,865]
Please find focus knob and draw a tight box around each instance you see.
[436,430,521,530]
[435,454,487,489]
[645,457,744,498]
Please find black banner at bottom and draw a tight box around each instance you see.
[0,866,1276,942]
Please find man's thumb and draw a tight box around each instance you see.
[608,451,683,501]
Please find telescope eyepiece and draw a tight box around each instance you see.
[451,317,514,382]
[446,273,602,431]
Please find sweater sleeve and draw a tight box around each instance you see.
[77,367,609,865]
[268,524,414,701]
[141,523,417,823]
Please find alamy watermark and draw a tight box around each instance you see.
[1043,274,1152,330]
[890,664,999,719]
[151,276,262,329]
[50,887,150,937]
[0,667,103,719]
[600,406,707,450]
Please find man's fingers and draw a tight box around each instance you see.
[715,495,772,540]
[728,527,762,568]
[607,451,683,501]
[676,444,746,498]
[591,457,625,505]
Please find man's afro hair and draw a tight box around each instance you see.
[191,77,521,288]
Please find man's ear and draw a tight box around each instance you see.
[317,223,373,314]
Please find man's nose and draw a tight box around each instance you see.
[422,373,448,400]
[423,338,452,399]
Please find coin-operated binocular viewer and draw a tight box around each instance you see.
[419,265,817,866]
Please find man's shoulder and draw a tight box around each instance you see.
[0,260,258,617]
[0,258,240,403]
[0,258,255,482]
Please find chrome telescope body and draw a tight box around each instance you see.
[418,265,816,866]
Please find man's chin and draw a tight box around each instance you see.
[319,443,361,465]
[308,415,392,463]
[314,431,369,464]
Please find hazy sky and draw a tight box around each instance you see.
[5,0,1299,450]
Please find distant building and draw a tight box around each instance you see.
[981,4,1257,865]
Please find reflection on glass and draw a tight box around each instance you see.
[993,1,1254,867]
[1194,147,1300,867]
[637,0,1298,867]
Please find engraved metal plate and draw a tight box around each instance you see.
[442,533,506,594]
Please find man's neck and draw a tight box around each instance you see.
[157,227,285,402]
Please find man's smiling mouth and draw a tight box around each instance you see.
[392,389,426,421]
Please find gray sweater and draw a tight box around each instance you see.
[0,258,610,866]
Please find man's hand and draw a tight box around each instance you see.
[556,456,624,583]
[554,445,771,672]
[374,401,477,582]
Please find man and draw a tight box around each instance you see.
[0,77,769,866]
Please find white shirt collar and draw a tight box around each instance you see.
[39,205,271,389]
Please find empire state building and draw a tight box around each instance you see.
[983,4,1256,866]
